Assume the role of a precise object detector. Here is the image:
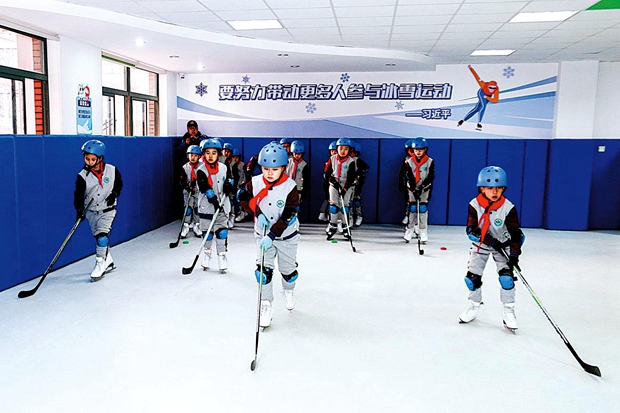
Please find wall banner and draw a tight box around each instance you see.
[76,84,92,135]
[177,63,558,139]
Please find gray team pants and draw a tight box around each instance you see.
[183,191,200,226]
[86,209,116,258]
[466,245,515,304]
[255,232,300,302]
[328,187,353,226]
[200,212,228,254]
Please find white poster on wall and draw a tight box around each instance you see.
[177,63,558,139]
[76,84,92,135]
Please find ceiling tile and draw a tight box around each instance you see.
[459,2,528,14]
[141,0,208,13]
[395,3,461,16]
[490,30,547,39]
[391,32,443,41]
[155,11,221,23]
[287,27,341,36]
[331,0,397,6]
[340,26,392,35]
[272,8,334,19]
[279,18,337,28]
[196,0,269,11]
[449,12,516,24]
[337,16,394,26]
[520,1,600,13]
[444,22,504,32]
[211,9,278,20]
[393,14,453,25]
[500,21,562,31]
[334,6,395,18]
[439,31,496,40]
[391,24,446,34]
[265,0,333,8]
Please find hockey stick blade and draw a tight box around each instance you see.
[567,342,601,377]
[250,359,257,371]
[18,285,40,299]
[169,240,180,249]
[182,256,199,275]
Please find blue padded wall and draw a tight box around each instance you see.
[521,140,548,228]
[544,140,594,230]
[448,139,487,225]
[590,140,620,229]
[427,139,451,225]
[487,139,525,225]
[377,138,408,223]
[0,135,177,292]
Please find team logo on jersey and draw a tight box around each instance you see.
[103,177,110,184]
[494,218,503,226]
[276,200,285,208]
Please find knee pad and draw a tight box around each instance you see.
[282,270,299,283]
[341,206,350,214]
[255,266,274,285]
[215,228,228,239]
[186,207,193,217]
[498,268,516,290]
[95,234,109,247]
[205,232,214,241]
[465,271,482,291]
[409,204,417,213]
[328,204,339,214]
[419,204,428,213]
[352,200,361,208]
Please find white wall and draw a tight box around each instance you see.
[164,72,177,136]
[593,62,620,138]
[553,60,599,139]
[57,35,102,135]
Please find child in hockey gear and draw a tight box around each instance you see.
[351,142,369,227]
[222,143,237,229]
[180,145,203,238]
[239,142,300,327]
[318,141,338,222]
[286,140,310,204]
[324,137,358,240]
[279,137,294,157]
[398,137,435,243]
[74,139,123,282]
[197,138,235,273]
[231,148,248,222]
[459,166,523,331]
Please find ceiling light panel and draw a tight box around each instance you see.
[470,49,515,56]
[510,11,578,23]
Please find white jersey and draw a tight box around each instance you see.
[197,161,231,215]
[469,197,516,244]
[286,158,307,192]
[251,174,299,240]
[78,164,118,212]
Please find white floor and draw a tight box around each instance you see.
[1,222,619,413]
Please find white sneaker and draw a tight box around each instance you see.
[218,252,228,273]
[227,218,235,229]
[503,303,518,330]
[420,229,428,243]
[235,211,246,222]
[259,300,273,328]
[284,289,295,311]
[90,257,106,282]
[337,222,343,233]
[401,215,408,225]
[318,212,328,222]
[355,216,363,226]
[404,228,414,242]
[201,248,212,270]
[459,301,483,323]
[192,222,201,237]
[181,223,190,238]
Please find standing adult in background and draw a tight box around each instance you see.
[174,120,205,209]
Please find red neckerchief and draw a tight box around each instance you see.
[205,162,219,188]
[90,163,105,188]
[475,193,506,250]
[410,154,429,184]
[249,173,289,214]
[290,158,302,180]
[336,155,349,179]
[188,161,199,182]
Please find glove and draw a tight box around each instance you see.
[76,208,84,220]
[206,189,219,205]
[105,192,117,206]
[339,187,347,197]
[329,177,341,191]
[414,187,422,200]
[223,178,234,195]
[508,254,520,271]
[257,214,270,230]
[259,235,273,251]
[466,226,480,242]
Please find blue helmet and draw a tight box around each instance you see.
[404,139,414,150]
[477,166,508,188]
[186,145,202,156]
[353,142,362,154]
[328,141,338,151]
[223,143,234,151]
[290,140,305,154]
[232,148,241,157]
[258,142,289,167]
[412,137,428,149]
[336,137,353,148]
[200,138,222,151]
[280,138,294,145]
[82,139,106,157]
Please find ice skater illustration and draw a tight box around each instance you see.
[457,65,499,131]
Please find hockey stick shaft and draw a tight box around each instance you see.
[499,249,601,376]
[416,197,423,255]
[18,198,93,298]
[181,206,221,274]
[251,227,268,371]
[169,196,191,248]
[339,194,356,252]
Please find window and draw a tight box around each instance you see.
[0,26,49,134]
[102,58,159,136]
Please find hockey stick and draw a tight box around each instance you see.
[181,206,221,275]
[339,193,356,252]
[499,249,601,377]
[169,196,191,248]
[416,196,424,255]
[251,227,268,371]
[18,198,94,299]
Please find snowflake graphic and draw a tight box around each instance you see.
[306,103,317,114]
[242,75,251,84]
[340,73,350,83]
[195,82,208,97]
[503,66,515,79]
[395,101,405,110]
